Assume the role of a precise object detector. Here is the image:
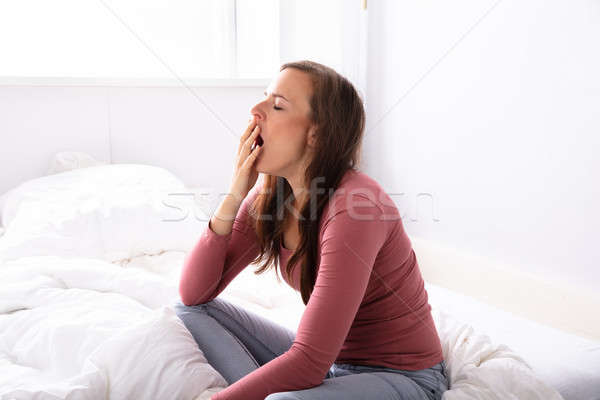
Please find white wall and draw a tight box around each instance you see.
[363,0,600,294]
[0,86,111,193]
[0,84,266,198]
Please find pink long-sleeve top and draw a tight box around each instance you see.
[179,169,444,400]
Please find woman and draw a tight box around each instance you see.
[174,60,449,400]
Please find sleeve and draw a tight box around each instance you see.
[178,185,261,306]
[211,195,388,400]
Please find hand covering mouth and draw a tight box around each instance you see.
[251,134,264,151]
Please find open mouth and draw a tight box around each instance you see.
[251,134,264,151]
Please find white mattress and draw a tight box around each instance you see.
[424,282,600,400]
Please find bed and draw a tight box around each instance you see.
[1,161,598,400]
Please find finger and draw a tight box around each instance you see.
[238,119,257,155]
[246,140,262,160]
[242,124,261,156]
[242,143,262,168]
[236,124,258,169]
[239,117,258,152]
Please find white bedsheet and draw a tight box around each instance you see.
[0,251,569,399]
[424,283,600,400]
[0,255,227,400]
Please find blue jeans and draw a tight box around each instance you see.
[173,297,449,400]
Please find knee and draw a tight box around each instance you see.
[264,392,300,400]
[173,299,210,316]
[173,299,188,311]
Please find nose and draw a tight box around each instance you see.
[251,112,263,122]
[250,110,264,123]
[250,99,267,121]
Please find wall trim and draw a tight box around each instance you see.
[0,77,271,88]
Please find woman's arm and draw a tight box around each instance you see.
[178,186,261,306]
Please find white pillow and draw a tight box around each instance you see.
[0,163,214,263]
[47,151,107,175]
[83,306,228,399]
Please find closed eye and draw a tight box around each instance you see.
[273,106,283,110]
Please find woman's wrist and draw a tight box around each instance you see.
[226,187,246,204]
[208,191,243,235]
[212,211,235,221]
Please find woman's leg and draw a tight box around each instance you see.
[264,361,449,400]
[173,297,335,385]
[173,298,260,384]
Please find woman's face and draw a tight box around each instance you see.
[250,68,316,179]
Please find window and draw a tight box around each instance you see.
[0,0,279,81]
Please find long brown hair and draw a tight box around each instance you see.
[246,60,366,305]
